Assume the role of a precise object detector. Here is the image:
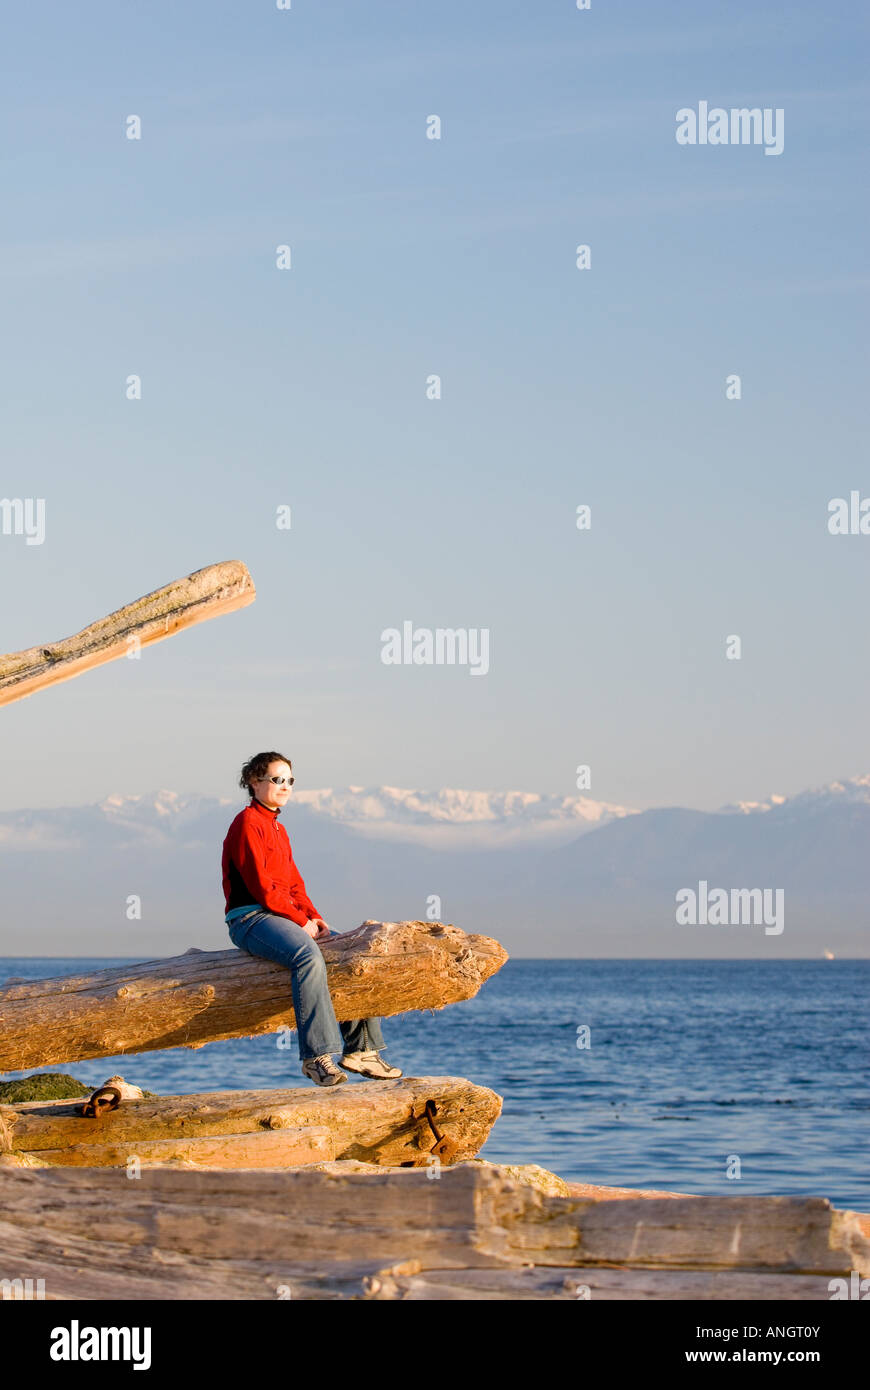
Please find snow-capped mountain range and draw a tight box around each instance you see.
[0,785,636,851]
[291,786,636,846]
[1,776,869,852]
[721,775,870,816]
[0,776,867,955]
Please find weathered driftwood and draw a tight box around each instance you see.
[356,1266,845,1302]
[565,1180,694,1200]
[0,921,508,1071]
[0,1076,501,1168]
[0,1163,866,1302]
[17,1128,336,1170]
[0,560,255,708]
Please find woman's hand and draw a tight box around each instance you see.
[310,918,332,939]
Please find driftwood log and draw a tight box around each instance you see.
[0,1128,337,1170]
[0,921,508,1071]
[0,560,255,708]
[0,1076,501,1168]
[0,1163,866,1301]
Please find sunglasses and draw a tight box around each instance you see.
[258,774,295,787]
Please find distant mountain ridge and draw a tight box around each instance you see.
[2,776,868,852]
[0,785,637,851]
[1,777,867,956]
[290,786,635,846]
[721,775,870,816]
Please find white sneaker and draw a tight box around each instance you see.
[339,1050,403,1080]
[301,1054,347,1087]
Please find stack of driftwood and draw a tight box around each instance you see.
[0,563,507,1172]
[2,943,866,1302]
[1,936,867,1301]
[1,563,868,1300]
[0,919,507,1170]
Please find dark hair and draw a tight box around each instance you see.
[239,751,293,797]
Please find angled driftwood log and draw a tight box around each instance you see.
[0,1076,502,1169]
[0,921,508,1071]
[0,1164,867,1301]
[0,560,255,708]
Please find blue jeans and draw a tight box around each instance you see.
[226,906,386,1063]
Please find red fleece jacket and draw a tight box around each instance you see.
[222,797,321,925]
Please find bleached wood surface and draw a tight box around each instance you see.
[0,1076,502,1168]
[0,920,508,1070]
[0,560,255,708]
[0,1161,866,1301]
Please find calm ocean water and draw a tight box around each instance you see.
[2,958,867,1208]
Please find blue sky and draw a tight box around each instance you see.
[0,0,867,812]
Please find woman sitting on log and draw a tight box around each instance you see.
[222,750,402,1087]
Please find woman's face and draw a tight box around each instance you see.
[252,759,293,810]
